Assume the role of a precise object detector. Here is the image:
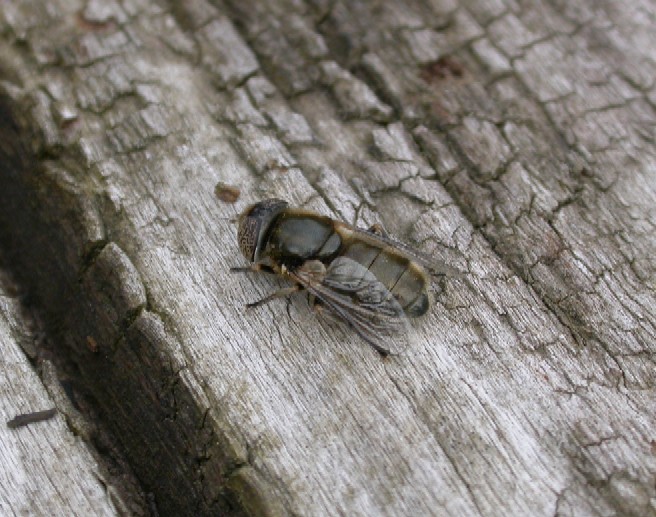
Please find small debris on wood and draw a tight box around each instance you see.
[214,182,241,203]
[420,57,465,82]
[7,408,57,429]
[265,159,291,173]
[75,11,117,32]
[86,335,99,352]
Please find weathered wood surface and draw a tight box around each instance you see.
[0,0,654,516]
[0,272,121,516]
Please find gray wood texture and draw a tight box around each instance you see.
[0,273,120,516]
[0,0,654,516]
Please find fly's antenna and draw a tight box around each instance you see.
[214,209,239,224]
[216,216,239,224]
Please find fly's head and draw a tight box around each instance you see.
[237,198,289,262]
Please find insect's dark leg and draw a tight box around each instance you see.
[230,263,276,274]
[367,223,388,237]
[308,294,325,313]
[246,285,302,309]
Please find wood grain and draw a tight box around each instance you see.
[0,275,119,516]
[0,0,654,515]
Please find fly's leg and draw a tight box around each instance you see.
[230,263,276,274]
[246,285,302,309]
[232,262,294,308]
[367,223,388,238]
[308,293,323,313]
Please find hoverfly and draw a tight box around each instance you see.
[232,199,438,355]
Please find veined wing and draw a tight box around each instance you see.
[336,221,460,278]
[291,257,411,355]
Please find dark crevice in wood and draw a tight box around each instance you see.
[0,94,250,517]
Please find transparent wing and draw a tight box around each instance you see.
[291,257,411,355]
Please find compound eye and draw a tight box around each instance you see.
[236,199,288,262]
[238,212,258,261]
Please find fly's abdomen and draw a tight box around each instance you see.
[342,241,430,317]
[390,265,430,317]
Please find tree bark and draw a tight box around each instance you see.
[0,0,654,516]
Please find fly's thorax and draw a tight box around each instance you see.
[264,212,342,264]
[237,199,289,262]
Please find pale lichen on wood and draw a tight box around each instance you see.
[0,0,654,516]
